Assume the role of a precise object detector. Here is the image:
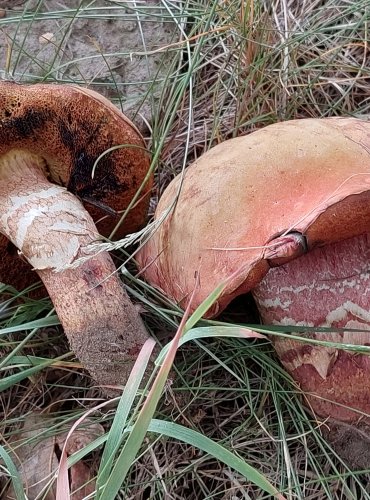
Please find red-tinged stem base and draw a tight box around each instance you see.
[39,252,150,390]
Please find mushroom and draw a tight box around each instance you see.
[0,81,153,388]
[137,118,370,466]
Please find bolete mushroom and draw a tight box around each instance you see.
[137,118,370,466]
[0,81,153,388]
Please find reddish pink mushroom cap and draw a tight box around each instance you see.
[137,118,370,315]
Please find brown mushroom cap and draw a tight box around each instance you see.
[137,118,370,315]
[0,81,152,292]
[0,81,151,236]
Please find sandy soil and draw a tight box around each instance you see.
[0,0,175,131]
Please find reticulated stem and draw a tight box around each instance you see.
[0,150,151,389]
[253,233,370,467]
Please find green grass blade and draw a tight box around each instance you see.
[96,337,157,497]
[147,419,285,499]
[98,286,198,500]
[0,315,59,336]
[156,325,267,365]
[184,282,226,331]
[0,444,26,500]
[0,354,70,391]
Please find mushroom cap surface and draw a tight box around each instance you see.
[137,117,370,315]
[0,81,152,291]
[0,81,151,237]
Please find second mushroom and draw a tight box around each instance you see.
[0,81,153,389]
[137,117,370,467]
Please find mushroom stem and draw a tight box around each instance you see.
[252,233,370,468]
[0,150,150,388]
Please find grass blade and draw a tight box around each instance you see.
[98,281,199,499]
[0,354,70,392]
[96,337,157,496]
[156,325,267,365]
[0,444,26,500]
[147,418,285,499]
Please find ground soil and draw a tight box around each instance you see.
[0,0,175,132]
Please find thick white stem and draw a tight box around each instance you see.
[0,151,97,271]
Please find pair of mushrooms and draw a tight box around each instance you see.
[137,118,370,467]
[2,82,369,465]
